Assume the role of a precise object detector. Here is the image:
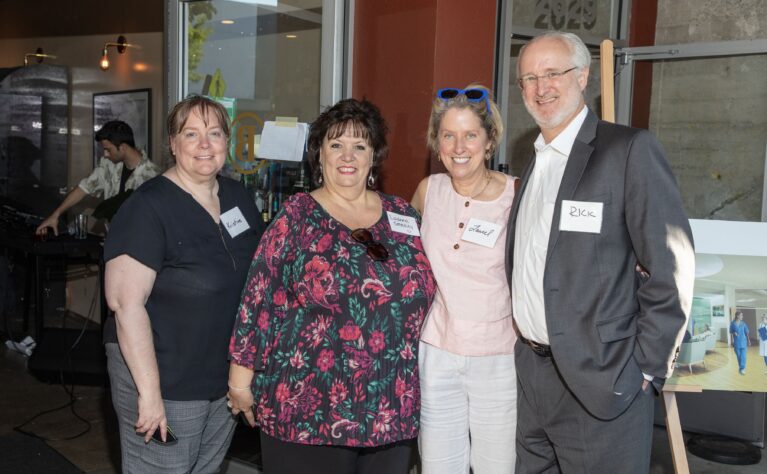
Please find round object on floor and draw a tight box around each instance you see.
[687,434,762,465]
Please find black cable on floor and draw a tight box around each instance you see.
[13,288,98,442]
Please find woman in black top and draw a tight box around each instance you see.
[104,95,264,473]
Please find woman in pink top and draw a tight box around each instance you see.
[412,84,517,474]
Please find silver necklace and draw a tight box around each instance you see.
[454,171,491,206]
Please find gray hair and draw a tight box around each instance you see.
[517,31,591,77]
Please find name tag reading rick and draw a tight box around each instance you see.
[387,211,420,236]
[460,218,502,248]
[559,200,603,234]
[221,206,250,238]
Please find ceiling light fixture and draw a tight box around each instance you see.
[24,47,57,66]
[286,34,297,39]
[221,19,235,24]
[99,35,137,71]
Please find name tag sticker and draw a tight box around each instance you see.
[559,200,603,234]
[387,211,420,236]
[460,218,502,248]
[221,206,250,238]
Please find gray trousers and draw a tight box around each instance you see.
[515,341,653,473]
[106,343,236,474]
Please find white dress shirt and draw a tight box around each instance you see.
[512,106,588,345]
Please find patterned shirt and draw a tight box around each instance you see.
[230,192,436,447]
[78,150,160,199]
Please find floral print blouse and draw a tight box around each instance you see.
[230,192,436,447]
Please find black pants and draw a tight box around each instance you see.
[260,432,414,474]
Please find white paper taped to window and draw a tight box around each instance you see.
[257,121,308,162]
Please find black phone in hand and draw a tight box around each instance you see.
[150,425,178,444]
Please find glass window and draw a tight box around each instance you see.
[183,0,322,122]
[177,0,325,221]
[512,0,619,38]
[642,54,767,222]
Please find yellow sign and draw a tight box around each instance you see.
[209,68,227,97]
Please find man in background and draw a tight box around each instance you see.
[506,31,695,472]
[35,120,159,235]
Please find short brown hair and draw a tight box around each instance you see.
[167,95,230,155]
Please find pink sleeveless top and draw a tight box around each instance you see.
[420,173,517,356]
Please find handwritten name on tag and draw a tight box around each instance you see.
[460,218,502,248]
[221,206,250,238]
[387,211,420,236]
[559,200,603,234]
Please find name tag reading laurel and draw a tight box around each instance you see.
[460,218,502,248]
[221,206,250,238]
[559,200,603,234]
[387,211,420,236]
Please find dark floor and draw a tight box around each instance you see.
[0,307,262,474]
[1,315,766,473]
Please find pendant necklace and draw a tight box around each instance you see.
[455,171,491,207]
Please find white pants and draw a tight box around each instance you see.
[418,341,517,474]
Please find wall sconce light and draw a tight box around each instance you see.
[99,35,136,71]
[24,47,57,66]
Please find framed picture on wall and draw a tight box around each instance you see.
[92,88,151,167]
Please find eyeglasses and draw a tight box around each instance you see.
[437,88,491,116]
[517,67,578,89]
[351,228,389,261]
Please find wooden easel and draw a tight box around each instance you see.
[662,384,703,474]
[599,39,700,474]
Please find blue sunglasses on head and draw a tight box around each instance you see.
[436,88,491,116]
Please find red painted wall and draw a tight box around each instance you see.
[629,0,659,129]
[353,0,497,199]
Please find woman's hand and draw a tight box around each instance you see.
[228,363,256,427]
[136,391,168,443]
[227,386,256,427]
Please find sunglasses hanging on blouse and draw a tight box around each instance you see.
[351,228,389,261]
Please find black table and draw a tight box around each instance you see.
[0,228,106,340]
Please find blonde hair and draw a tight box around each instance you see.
[426,84,504,159]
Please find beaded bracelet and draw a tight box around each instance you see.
[228,384,250,391]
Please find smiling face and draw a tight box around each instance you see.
[437,107,491,183]
[319,126,373,193]
[169,107,227,181]
[518,36,588,142]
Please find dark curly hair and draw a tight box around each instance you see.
[306,98,388,188]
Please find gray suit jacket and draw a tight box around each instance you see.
[506,109,695,420]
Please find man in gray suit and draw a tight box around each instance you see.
[507,31,695,472]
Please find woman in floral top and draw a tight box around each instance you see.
[228,98,436,474]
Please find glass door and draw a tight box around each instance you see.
[166,0,345,220]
